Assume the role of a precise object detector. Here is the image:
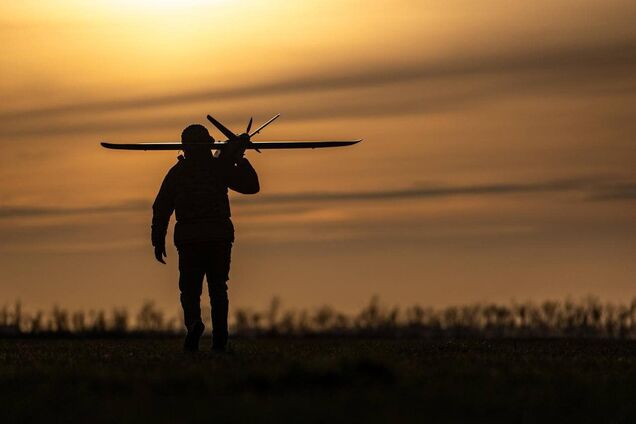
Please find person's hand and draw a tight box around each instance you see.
[220,134,250,163]
[154,245,167,264]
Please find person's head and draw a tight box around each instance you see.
[181,124,214,158]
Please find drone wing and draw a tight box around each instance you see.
[101,140,361,151]
[101,142,199,150]
[249,140,361,149]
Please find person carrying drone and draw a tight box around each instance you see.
[151,123,259,352]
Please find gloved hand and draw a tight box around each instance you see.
[154,244,167,264]
[219,133,250,163]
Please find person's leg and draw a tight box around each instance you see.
[205,241,232,350]
[178,245,206,351]
[208,279,229,349]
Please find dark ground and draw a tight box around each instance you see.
[1,337,635,423]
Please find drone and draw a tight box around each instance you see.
[101,114,362,152]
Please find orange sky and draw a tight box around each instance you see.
[1,0,635,314]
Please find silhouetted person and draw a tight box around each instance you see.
[152,124,259,352]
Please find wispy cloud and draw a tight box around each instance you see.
[587,182,636,200]
[232,179,592,205]
[1,39,634,132]
[0,200,148,219]
[1,177,632,220]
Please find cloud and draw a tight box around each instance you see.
[1,177,632,220]
[587,182,636,200]
[0,200,148,219]
[231,179,591,205]
[2,70,634,140]
[0,38,634,132]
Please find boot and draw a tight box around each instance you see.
[184,321,205,353]
[212,331,228,352]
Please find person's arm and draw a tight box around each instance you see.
[224,158,260,195]
[151,169,176,264]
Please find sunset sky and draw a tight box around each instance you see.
[1,0,635,315]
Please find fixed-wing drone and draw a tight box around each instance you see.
[101,114,361,152]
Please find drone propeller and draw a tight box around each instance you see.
[207,114,281,154]
[245,117,261,152]
[249,114,280,137]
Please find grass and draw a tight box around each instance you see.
[1,337,635,423]
[3,296,636,338]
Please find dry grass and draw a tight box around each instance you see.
[2,296,635,338]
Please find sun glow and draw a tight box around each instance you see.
[107,0,230,10]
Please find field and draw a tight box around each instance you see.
[1,337,635,423]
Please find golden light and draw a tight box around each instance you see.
[105,0,229,10]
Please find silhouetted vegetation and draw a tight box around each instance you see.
[0,300,180,337]
[2,296,635,338]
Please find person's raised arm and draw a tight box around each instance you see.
[216,136,260,194]
[224,157,260,194]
